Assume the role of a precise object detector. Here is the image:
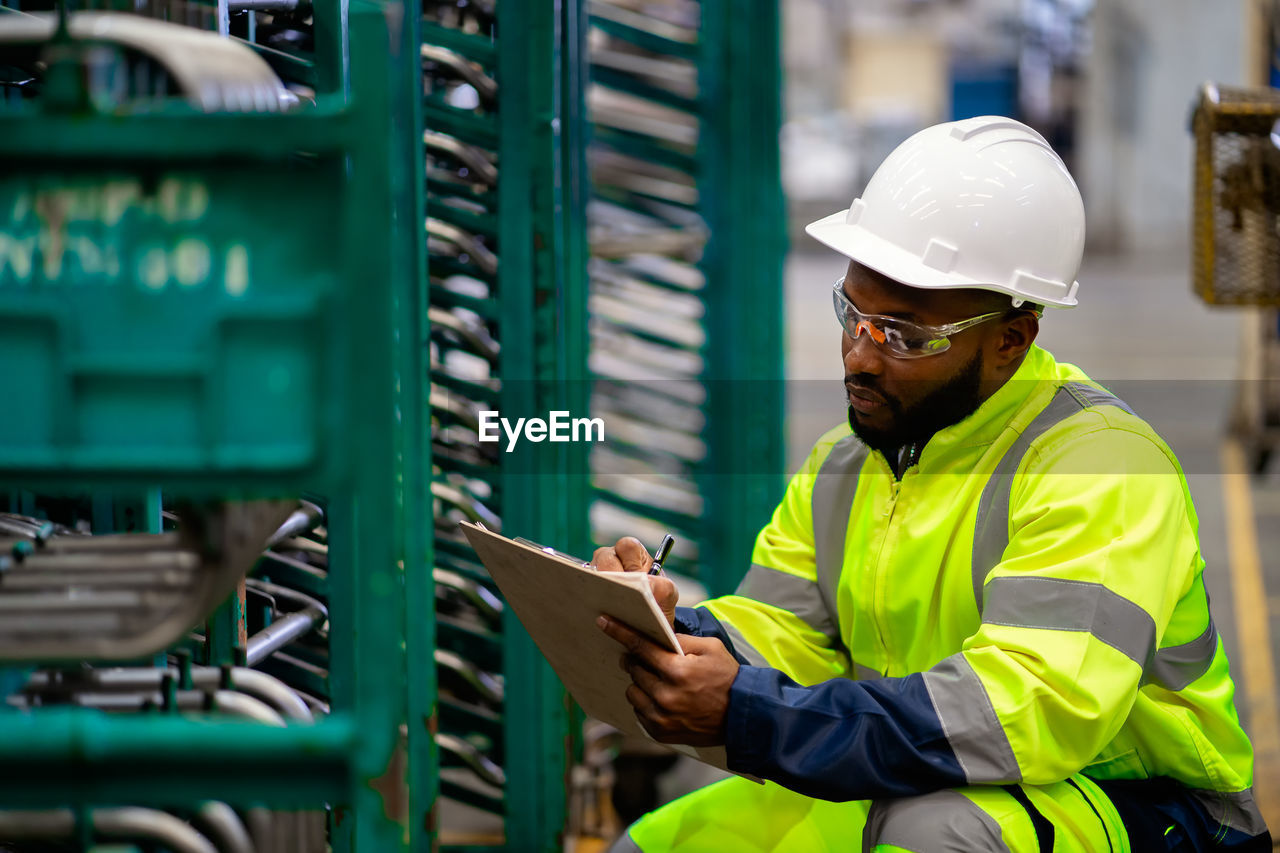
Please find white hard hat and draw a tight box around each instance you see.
[805,116,1085,307]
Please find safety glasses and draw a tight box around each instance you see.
[831,279,1007,359]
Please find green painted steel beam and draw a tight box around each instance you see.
[430,201,499,240]
[587,12,699,62]
[0,107,354,159]
[423,102,500,150]
[694,0,787,597]
[421,20,496,66]
[590,65,698,114]
[590,127,698,176]
[0,710,357,807]
[395,0,436,845]
[490,1,591,849]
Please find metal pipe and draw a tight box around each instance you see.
[0,808,75,837]
[0,807,220,853]
[209,690,286,726]
[243,578,327,617]
[244,607,326,666]
[264,502,325,550]
[0,707,353,762]
[221,668,313,722]
[94,807,218,853]
[193,802,255,853]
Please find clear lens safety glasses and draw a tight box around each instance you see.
[831,279,1006,359]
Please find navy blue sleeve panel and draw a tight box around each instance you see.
[673,606,753,665]
[672,606,708,637]
[726,665,968,801]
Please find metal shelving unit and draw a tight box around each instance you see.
[422,2,589,850]
[0,0,428,848]
[586,0,785,598]
[0,0,784,850]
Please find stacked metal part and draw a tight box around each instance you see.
[586,0,708,579]
[0,499,330,850]
[0,0,427,846]
[420,0,510,843]
[0,0,313,111]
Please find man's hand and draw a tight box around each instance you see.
[592,537,678,627]
[597,614,739,747]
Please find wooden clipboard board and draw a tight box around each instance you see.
[459,520,750,777]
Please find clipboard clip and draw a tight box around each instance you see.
[512,537,593,569]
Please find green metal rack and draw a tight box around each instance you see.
[0,0,785,849]
[0,0,429,848]
[422,2,590,849]
[586,0,786,598]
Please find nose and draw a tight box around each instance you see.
[842,326,885,377]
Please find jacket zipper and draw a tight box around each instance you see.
[869,478,902,670]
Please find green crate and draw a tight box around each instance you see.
[0,164,349,492]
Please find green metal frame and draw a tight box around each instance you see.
[583,0,787,598]
[0,1,427,848]
[697,0,788,596]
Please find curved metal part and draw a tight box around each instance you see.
[22,665,311,722]
[431,482,501,531]
[428,306,500,364]
[434,568,503,625]
[427,217,499,276]
[431,386,485,434]
[193,802,256,853]
[94,807,219,853]
[0,12,294,112]
[222,668,313,723]
[0,808,75,837]
[264,501,325,550]
[0,500,294,662]
[420,44,498,103]
[244,578,328,616]
[435,648,503,705]
[244,607,327,667]
[209,690,287,726]
[436,732,506,788]
[425,131,499,185]
[257,549,328,583]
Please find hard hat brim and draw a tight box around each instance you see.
[804,208,1079,307]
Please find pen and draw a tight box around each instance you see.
[648,534,675,576]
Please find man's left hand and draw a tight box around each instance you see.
[596,615,740,746]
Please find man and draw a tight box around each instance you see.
[593,117,1271,851]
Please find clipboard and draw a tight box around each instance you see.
[458,520,750,777]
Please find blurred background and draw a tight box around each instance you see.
[0,0,1278,850]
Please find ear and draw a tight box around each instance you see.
[991,312,1039,368]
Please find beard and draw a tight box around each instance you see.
[846,349,985,462]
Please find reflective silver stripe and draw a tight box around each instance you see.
[1191,788,1269,837]
[720,620,769,668]
[735,563,840,644]
[855,663,882,681]
[1145,615,1219,691]
[605,829,644,853]
[972,382,1135,613]
[921,654,1021,783]
[863,789,1010,853]
[811,434,868,636]
[983,576,1155,669]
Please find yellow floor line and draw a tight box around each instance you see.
[1221,440,1280,833]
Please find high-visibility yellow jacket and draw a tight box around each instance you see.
[675,345,1264,837]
